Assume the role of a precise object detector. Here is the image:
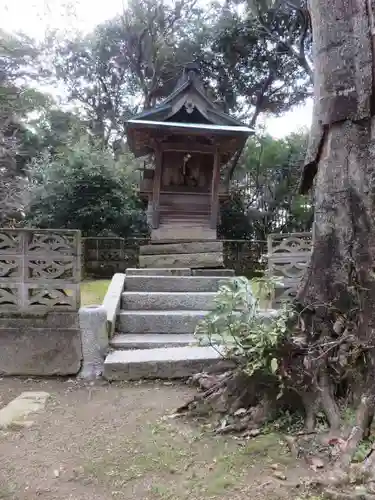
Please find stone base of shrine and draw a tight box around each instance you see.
[139,241,224,269]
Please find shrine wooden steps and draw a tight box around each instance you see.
[153,193,213,241]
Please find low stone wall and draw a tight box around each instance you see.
[0,228,82,376]
[0,312,81,376]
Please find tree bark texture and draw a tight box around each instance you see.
[297,0,375,452]
[301,0,373,194]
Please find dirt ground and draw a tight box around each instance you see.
[0,378,317,500]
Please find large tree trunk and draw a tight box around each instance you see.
[177,1,375,480]
[297,0,375,466]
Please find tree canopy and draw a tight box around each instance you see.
[47,0,312,142]
[0,30,51,224]
[0,0,313,237]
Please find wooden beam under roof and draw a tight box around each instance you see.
[160,142,215,154]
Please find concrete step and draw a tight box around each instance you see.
[160,215,209,222]
[119,308,279,334]
[192,269,235,277]
[139,252,224,269]
[124,275,228,292]
[110,333,195,349]
[160,212,210,217]
[112,309,279,349]
[151,226,216,241]
[103,345,234,381]
[140,241,223,255]
[160,207,210,214]
[121,291,216,310]
[126,268,191,276]
[118,310,208,334]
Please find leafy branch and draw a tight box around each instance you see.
[194,276,294,382]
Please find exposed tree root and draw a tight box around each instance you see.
[320,369,342,432]
[176,371,234,415]
[177,369,281,432]
[174,368,375,499]
[301,390,319,432]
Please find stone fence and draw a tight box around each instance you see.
[83,237,141,278]
[0,228,81,312]
[0,228,82,376]
[83,237,267,279]
[267,231,312,305]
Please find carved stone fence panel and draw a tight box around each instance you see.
[267,232,312,305]
[0,229,81,312]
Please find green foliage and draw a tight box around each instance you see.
[219,191,254,240]
[47,0,312,141]
[27,108,86,156]
[353,439,375,463]
[219,131,312,242]
[26,137,148,238]
[0,30,47,224]
[1,3,314,234]
[252,274,283,308]
[198,0,311,118]
[195,276,294,380]
[236,132,311,236]
[51,0,205,142]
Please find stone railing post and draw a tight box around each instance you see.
[79,304,108,379]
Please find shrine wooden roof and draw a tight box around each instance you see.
[126,64,253,158]
[127,120,252,135]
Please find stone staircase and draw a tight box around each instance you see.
[103,268,236,381]
[103,268,279,381]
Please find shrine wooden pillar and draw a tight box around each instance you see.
[210,147,220,230]
[152,145,162,229]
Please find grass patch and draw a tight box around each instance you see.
[80,420,291,499]
[80,279,110,306]
[0,482,17,499]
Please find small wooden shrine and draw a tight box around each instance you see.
[126,64,253,242]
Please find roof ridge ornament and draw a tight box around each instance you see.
[185,99,195,114]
